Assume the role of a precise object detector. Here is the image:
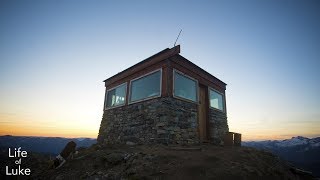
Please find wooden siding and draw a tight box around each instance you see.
[103,46,227,108]
[198,84,208,141]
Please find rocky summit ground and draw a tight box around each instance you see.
[1,144,316,180]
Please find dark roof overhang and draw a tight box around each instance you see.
[104,45,180,85]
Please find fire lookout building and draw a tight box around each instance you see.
[98,45,230,145]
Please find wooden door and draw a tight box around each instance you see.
[198,84,208,141]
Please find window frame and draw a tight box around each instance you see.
[105,82,127,110]
[173,69,199,104]
[208,87,225,112]
[128,69,162,105]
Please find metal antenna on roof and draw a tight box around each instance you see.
[173,29,182,47]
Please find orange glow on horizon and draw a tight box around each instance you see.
[1,124,319,141]
[0,124,98,138]
[1,112,319,141]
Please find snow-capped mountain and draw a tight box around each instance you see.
[276,136,309,147]
[244,136,320,148]
[243,136,320,177]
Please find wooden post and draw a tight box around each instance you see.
[223,132,234,146]
[234,133,241,146]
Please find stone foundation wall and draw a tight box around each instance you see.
[208,109,229,145]
[98,97,199,145]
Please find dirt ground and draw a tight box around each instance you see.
[22,144,315,180]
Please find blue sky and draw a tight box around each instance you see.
[0,0,319,140]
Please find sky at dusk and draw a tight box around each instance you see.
[0,0,319,140]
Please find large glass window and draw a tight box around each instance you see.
[106,83,127,108]
[130,70,161,103]
[209,89,224,111]
[174,70,197,102]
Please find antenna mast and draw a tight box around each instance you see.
[174,29,182,47]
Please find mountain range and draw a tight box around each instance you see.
[0,135,96,155]
[243,136,320,177]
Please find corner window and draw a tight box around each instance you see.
[173,70,197,102]
[209,89,224,111]
[106,83,127,108]
[129,70,161,103]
